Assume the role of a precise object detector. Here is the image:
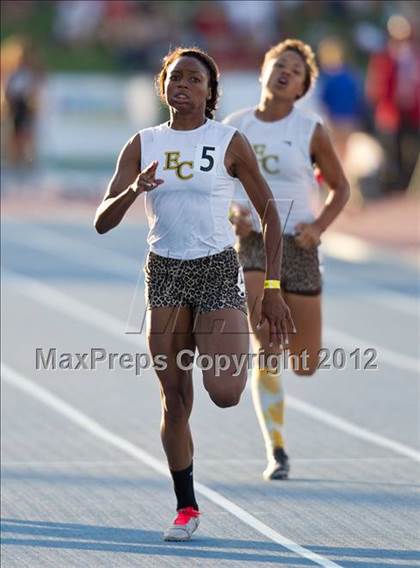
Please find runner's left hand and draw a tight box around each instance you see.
[259,290,295,348]
[294,222,322,249]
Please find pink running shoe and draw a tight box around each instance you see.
[163,507,200,541]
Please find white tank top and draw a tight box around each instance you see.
[223,107,320,235]
[139,119,237,260]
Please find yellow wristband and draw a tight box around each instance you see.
[264,279,281,289]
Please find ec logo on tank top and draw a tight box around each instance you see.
[164,146,216,180]
[253,144,280,175]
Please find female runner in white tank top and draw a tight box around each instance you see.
[224,39,350,481]
[94,47,293,540]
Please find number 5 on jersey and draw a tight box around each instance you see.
[194,145,218,175]
[199,146,215,171]
[164,146,217,180]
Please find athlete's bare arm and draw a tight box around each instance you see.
[295,124,350,249]
[311,123,350,229]
[94,134,163,234]
[226,131,294,344]
[296,124,350,248]
[226,132,282,279]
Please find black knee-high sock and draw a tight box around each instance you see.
[170,462,198,511]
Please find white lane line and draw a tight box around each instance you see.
[324,327,419,375]
[286,397,420,463]
[1,362,341,568]
[1,461,144,467]
[6,223,419,319]
[4,270,141,344]
[5,225,420,373]
[327,273,419,318]
[4,223,142,277]
[4,245,419,375]
[2,457,414,466]
[5,269,420,463]
[321,231,419,270]
[370,293,419,318]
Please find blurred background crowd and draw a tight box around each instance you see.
[1,0,419,203]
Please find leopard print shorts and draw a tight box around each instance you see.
[236,231,322,296]
[144,247,247,315]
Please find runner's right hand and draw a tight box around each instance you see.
[132,160,164,194]
[259,289,295,348]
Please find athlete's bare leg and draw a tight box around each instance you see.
[244,270,321,472]
[283,292,321,375]
[245,271,322,372]
[194,308,249,407]
[147,306,196,471]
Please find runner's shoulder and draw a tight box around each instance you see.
[222,107,255,129]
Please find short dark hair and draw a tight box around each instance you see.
[262,39,319,97]
[157,47,220,119]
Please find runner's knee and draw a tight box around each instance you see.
[210,391,242,408]
[206,383,244,408]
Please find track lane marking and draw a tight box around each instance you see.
[5,223,419,318]
[3,225,419,374]
[2,362,341,568]
[4,269,420,463]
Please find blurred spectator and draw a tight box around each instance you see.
[317,37,364,163]
[193,0,230,41]
[220,0,280,68]
[3,38,43,166]
[192,1,235,68]
[366,14,420,193]
[53,0,105,47]
[1,1,35,25]
[99,1,172,71]
[222,0,278,48]
[0,0,417,198]
[191,1,261,69]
